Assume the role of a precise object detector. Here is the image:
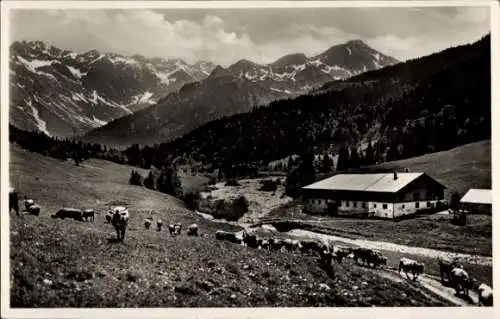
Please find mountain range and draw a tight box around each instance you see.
[9,40,216,137]
[10,39,398,140]
[82,40,399,145]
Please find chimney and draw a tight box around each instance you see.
[393,170,398,180]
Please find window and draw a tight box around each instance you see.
[383,204,388,209]
[353,202,357,208]
[416,202,420,209]
[427,201,431,208]
[362,202,366,208]
[346,201,350,207]
[402,204,405,209]
[373,204,377,208]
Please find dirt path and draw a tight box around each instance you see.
[369,267,478,307]
[285,229,492,267]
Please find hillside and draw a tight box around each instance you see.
[368,140,491,200]
[114,35,490,173]
[82,39,398,146]
[9,144,455,307]
[9,40,216,137]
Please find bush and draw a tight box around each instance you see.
[225,179,240,187]
[129,170,143,186]
[210,196,249,221]
[259,180,278,192]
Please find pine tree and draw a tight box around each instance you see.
[365,140,375,165]
[350,147,361,169]
[144,171,155,189]
[336,146,350,171]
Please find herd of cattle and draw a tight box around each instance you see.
[214,229,493,306]
[8,188,493,307]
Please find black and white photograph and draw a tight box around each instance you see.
[1,0,498,316]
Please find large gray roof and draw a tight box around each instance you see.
[302,172,441,193]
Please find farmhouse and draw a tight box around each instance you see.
[460,188,492,215]
[302,171,446,219]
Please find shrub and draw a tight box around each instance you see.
[144,171,155,189]
[210,196,249,221]
[259,179,278,192]
[225,179,240,187]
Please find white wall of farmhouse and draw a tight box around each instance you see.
[306,198,329,213]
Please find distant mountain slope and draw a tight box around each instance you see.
[83,39,398,146]
[9,41,216,137]
[83,65,286,146]
[227,39,399,94]
[142,35,490,170]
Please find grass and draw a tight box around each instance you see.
[9,143,454,307]
[369,140,491,201]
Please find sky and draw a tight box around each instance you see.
[9,6,490,67]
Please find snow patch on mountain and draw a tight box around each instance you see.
[28,100,51,137]
[67,66,87,79]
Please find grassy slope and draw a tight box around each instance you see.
[370,140,491,201]
[9,144,452,307]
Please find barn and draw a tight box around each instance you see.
[302,171,447,219]
[460,188,492,215]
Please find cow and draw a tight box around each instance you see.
[477,283,493,306]
[24,196,35,211]
[174,222,182,235]
[368,250,388,268]
[83,209,95,222]
[269,238,285,252]
[282,238,301,254]
[187,223,199,236]
[168,224,176,235]
[144,218,152,229]
[438,257,459,285]
[105,211,113,223]
[318,249,333,267]
[157,219,163,232]
[242,230,260,248]
[398,257,425,281]
[450,266,471,297]
[9,187,19,216]
[27,204,41,216]
[352,248,375,266]
[111,207,129,242]
[332,246,353,264]
[300,239,324,256]
[260,238,270,250]
[53,207,83,221]
[215,230,240,244]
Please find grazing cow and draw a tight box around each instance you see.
[144,218,152,229]
[450,266,471,297]
[105,211,113,223]
[242,230,259,248]
[260,238,270,250]
[174,222,182,235]
[352,248,374,266]
[438,257,459,284]
[318,249,333,266]
[28,204,41,216]
[111,207,129,242]
[368,250,388,268]
[332,246,353,264]
[215,230,240,244]
[24,197,35,211]
[157,219,163,232]
[53,207,83,221]
[269,238,284,252]
[168,224,176,235]
[9,187,19,216]
[83,209,95,222]
[398,257,425,281]
[187,223,199,236]
[282,238,301,254]
[477,283,493,306]
[300,239,323,256]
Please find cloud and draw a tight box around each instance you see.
[9,8,490,66]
